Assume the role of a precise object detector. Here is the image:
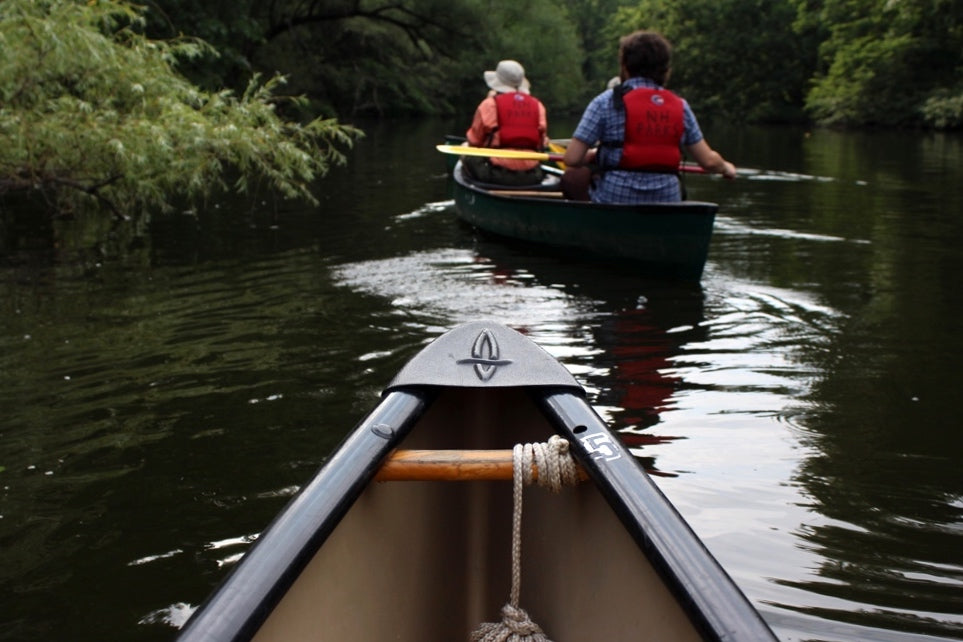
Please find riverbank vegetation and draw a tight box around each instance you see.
[1,0,961,225]
[0,0,360,223]
[142,0,961,129]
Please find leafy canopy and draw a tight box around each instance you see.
[0,0,361,219]
[797,0,963,127]
[607,0,811,123]
[229,0,588,118]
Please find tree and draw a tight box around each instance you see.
[254,0,588,117]
[142,0,587,118]
[557,0,636,99]
[798,0,963,127]
[254,0,481,116]
[608,0,812,122]
[139,0,489,117]
[0,0,360,220]
[466,0,586,115]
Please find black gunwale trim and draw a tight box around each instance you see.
[537,389,778,642]
[177,389,433,642]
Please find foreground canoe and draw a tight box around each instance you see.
[451,161,718,280]
[177,322,777,641]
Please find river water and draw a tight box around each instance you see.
[1,117,961,641]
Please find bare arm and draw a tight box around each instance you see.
[686,139,737,179]
[563,138,595,167]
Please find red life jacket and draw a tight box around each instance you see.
[618,87,685,172]
[493,92,542,150]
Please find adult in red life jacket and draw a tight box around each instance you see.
[562,31,736,203]
[462,60,549,186]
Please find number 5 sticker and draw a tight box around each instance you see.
[580,433,622,462]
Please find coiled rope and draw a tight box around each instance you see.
[470,435,581,642]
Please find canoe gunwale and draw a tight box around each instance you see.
[538,390,777,641]
[176,388,435,641]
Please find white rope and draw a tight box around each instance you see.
[523,436,581,492]
[470,436,580,642]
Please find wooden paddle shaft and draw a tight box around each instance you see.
[374,449,588,482]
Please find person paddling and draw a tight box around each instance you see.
[562,31,736,203]
[462,60,550,187]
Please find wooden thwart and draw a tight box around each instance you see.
[375,449,589,482]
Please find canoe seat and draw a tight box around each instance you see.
[374,448,589,482]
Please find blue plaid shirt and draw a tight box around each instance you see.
[571,77,703,204]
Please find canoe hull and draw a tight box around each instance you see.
[452,162,717,280]
[178,322,776,642]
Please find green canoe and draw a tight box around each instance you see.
[451,161,718,280]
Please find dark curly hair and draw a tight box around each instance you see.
[619,30,672,86]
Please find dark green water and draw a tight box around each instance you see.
[1,118,961,641]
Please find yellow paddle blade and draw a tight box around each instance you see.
[548,141,567,169]
[435,144,556,162]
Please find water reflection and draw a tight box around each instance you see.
[0,247,389,641]
[779,299,963,639]
[331,219,714,477]
[468,240,713,479]
[330,197,962,638]
[2,121,962,642]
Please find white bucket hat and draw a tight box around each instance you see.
[484,60,531,94]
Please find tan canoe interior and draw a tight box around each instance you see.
[254,387,703,641]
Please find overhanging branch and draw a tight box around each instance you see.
[262,1,474,57]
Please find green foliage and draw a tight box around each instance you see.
[920,88,963,129]
[806,32,916,126]
[246,0,467,117]
[557,0,636,99]
[469,0,585,114]
[141,0,264,93]
[607,0,811,122]
[0,0,360,219]
[144,0,588,118]
[799,0,963,127]
[43,0,963,131]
